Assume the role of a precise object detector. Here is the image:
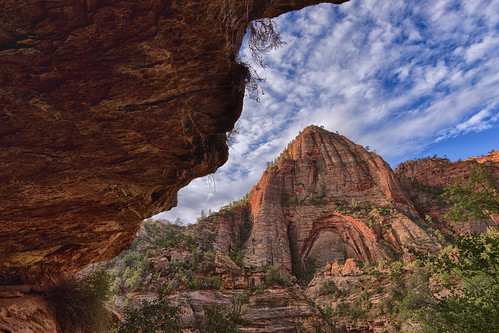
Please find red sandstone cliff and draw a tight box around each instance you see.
[395,152,499,234]
[242,126,441,275]
[61,128,496,333]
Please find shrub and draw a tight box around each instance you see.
[293,257,318,285]
[47,269,111,332]
[349,308,366,320]
[335,302,350,316]
[319,280,344,300]
[265,266,292,286]
[417,231,499,333]
[196,304,245,333]
[228,249,244,267]
[116,289,182,333]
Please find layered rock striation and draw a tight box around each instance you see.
[0,0,348,284]
[395,152,499,234]
[77,129,497,333]
[242,126,441,274]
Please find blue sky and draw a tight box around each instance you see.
[155,0,499,224]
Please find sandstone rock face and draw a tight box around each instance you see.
[131,286,324,332]
[0,288,57,333]
[243,126,441,274]
[0,0,348,284]
[72,135,497,332]
[106,219,336,332]
[395,153,499,234]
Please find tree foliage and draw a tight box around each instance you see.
[418,230,499,332]
[115,289,182,333]
[47,269,111,332]
[443,163,499,223]
[410,165,499,331]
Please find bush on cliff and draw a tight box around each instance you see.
[416,230,499,333]
[195,304,244,333]
[115,288,182,333]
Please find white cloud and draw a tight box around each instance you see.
[465,36,498,63]
[154,0,499,223]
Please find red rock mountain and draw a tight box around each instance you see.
[199,127,450,277]
[94,127,497,332]
[202,127,498,279]
[3,127,492,332]
[243,127,442,274]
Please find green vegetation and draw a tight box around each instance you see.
[197,303,246,333]
[313,228,498,332]
[228,248,244,267]
[293,257,318,286]
[47,269,111,332]
[334,198,395,231]
[220,193,250,211]
[265,147,293,170]
[412,154,446,161]
[318,280,344,300]
[443,163,499,223]
[412,181,446,200]
[115,289,182,333]
[265,266,292,286]
[227,212,252,267]
[169,250,221,290]
[416,230,499,333]
[107,219,218,299]
[115,285,247,332]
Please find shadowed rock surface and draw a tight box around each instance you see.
[0,0,348,285]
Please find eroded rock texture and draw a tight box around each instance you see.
[70,131,497,333]
[395,151,499,234]
[0,286,57,333]
[0,0,348,284]
[242,126,441,274]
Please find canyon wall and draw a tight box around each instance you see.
[243,126,441,274]
[95,130,497,332]
[395,151,499,234]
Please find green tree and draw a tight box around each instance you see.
[443,163,499,223]
[418,231,499,333]
[408,166,499,332]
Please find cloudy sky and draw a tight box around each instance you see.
[155,0,499,224]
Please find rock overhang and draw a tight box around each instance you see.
[0,0,348,285]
